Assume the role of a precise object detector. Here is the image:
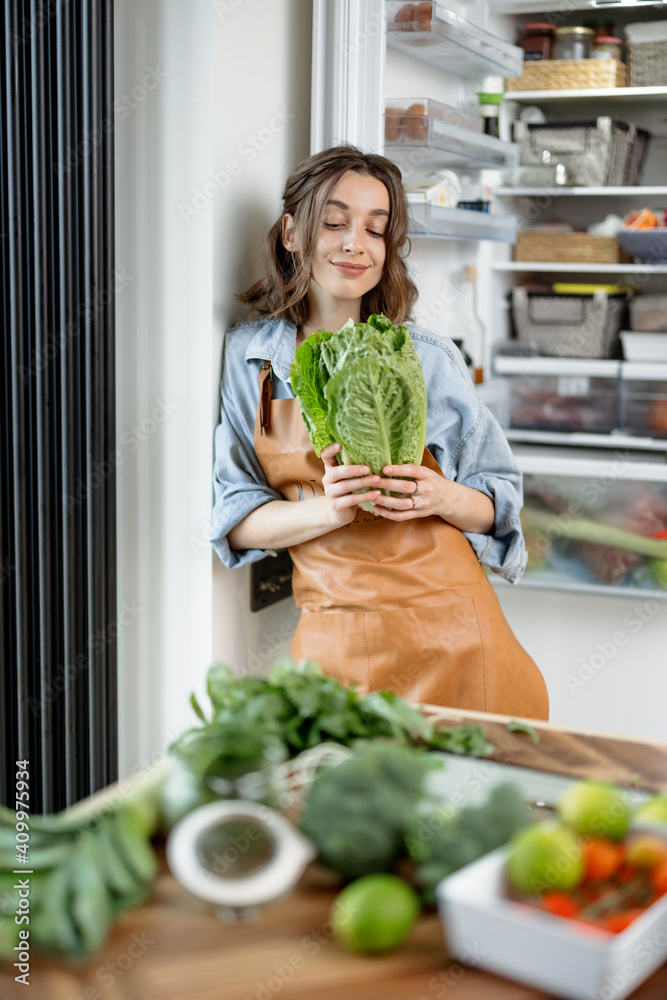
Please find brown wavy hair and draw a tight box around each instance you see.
[237,145,418,326]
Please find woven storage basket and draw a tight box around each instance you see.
[511,287,627,359]
[514,232,632,265]
[506,59,627,92]
[627,41,667,86]
[515,118,649,187]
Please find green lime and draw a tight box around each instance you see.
[558,781,630,841]
[506,821,584,895]
[331,874,421,953]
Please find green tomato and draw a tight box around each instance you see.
[506,821,584,895]
[558,780,630,841]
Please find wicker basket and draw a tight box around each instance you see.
[627,41,667,86]
[506,59,627,92]
[514,232,632,265]
[511,287,627,359]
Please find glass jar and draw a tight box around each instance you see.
[519,23,555,61]
[553,26,593,61]
[583,17,616,41]
[591,36,623,61]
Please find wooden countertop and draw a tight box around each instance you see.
[2,713,667,1000]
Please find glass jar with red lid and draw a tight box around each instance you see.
[591,36,623,61]
[519,23,555,61]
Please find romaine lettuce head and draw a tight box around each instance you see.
[289,314,427,493]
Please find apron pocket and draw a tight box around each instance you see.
[290,592,488,711]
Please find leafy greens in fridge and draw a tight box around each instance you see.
[290,315,428,506]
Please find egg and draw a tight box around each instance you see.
[406,103,428,142]
[384,108,405,143]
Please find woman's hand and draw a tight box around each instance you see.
[321,442,382,527]
[371,463,496,535]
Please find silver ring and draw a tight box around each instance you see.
[410,495,416,510]
[413,482,419,495]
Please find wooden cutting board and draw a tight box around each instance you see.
[1,710,666,1000]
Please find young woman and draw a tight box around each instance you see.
[211,145,549,719]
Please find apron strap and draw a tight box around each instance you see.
[258,361,273,434]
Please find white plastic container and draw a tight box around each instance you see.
[437,846,667,1000]
[620,331,667,362]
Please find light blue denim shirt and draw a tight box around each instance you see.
[211,317,528,583]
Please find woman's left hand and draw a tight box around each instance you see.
[370,464,449,520]
[371,464,496,535]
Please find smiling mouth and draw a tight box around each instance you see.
[331,262,369,276]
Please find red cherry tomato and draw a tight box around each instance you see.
[541,891,580,919]
[650,860,667,896]
[602,908,645,934]
[581,838,625,884]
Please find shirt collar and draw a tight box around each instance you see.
[245,319,297,383]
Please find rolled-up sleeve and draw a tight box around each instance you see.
[414,329,527,585]
[454,399,527,584]
[210,352,283,570]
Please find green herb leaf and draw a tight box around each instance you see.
[507,720,541,743]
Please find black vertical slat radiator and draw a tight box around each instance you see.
[1,0,116,813]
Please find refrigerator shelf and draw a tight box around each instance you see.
[385,121,518,182]
[496,186,667,199]
[386,2,523,79]
[504,428,667,454]
[408,203,517,243]
[505,86,667,115]
[492,261,667,275]
[491,570,667,602]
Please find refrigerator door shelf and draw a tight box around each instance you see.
[386,1,523,78]
[385,120,518,182]
[408,203,517,243]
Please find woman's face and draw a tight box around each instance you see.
[285,170,390,309]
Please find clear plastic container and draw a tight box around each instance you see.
[629,295,667,333]
[385,1,524,78]
[620,362,667,438]
[384,98,481,144]
[494,357,620,432]
[384,101,518,184]
[553,26,593,60]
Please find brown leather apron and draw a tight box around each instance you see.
[253,367,549,720]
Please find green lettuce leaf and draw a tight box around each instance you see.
[289,328,335,456]
[290,315,427,492]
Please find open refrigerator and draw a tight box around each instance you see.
[311,0,667,737]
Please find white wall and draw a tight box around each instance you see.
[497,584,667,742]
[115,0,215,778]
[114,0,313,779]
[211,0,313,674]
